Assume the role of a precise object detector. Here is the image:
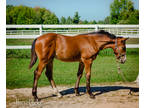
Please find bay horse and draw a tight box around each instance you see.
[29,30,128,101]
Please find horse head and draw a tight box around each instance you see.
[113,37,129,64]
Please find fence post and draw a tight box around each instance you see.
[39,25,42,35]
[95,25,98,31]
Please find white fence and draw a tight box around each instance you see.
[6,24,139,49]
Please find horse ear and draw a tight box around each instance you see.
[124,37,129,41]
[120,37,129,43]
[121,37,129,41]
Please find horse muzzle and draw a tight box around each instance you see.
[117,55,126,64]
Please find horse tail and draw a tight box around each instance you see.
[29,38,37,69]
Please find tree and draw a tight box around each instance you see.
[60,16,66,24]
[110,0,139,24]
[83,20,88,24]
[6,5,14,24]
[110,0,122,24]
[73,12,80,24]
[118,0,139,24]
[103,16,111,24]
[92,20,97,24]
[6,5,59,24]
[88,20,97,24]
[42,10,59,24]
[66,16,73,24]
[16,6,35,24]
[33,7,43,24]
[8,5,23,24]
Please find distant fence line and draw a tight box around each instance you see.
[6,24,139,49]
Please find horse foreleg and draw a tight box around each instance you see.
[82,58,95,99]
[45,61,62,98]
[74,62,84,96]
[32,61,46,101]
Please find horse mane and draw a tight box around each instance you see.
[80,30,117,39]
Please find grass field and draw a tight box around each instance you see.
[6,48,139,89]
[6,38,139,45]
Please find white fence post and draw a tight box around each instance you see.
[39,25,42,35]
[95,25,98,31]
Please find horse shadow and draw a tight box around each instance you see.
[60,86,139,96]
[39,85,139,100]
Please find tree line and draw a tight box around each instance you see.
[6,0,139,25]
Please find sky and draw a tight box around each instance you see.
[6,0,139,21]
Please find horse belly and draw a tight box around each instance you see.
[55,48,81,62]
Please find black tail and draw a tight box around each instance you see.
[29,38,37,69]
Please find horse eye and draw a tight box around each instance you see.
[121,40,126,44]
[122,47,126,51]
[121,54,125,57]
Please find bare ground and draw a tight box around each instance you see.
[7,82,139,108]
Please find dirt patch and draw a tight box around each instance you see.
[7,82,139,108]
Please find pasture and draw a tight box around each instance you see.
[6,48,139,89]
[6,38,139,45]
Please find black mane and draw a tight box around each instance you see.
[80,30,117,39]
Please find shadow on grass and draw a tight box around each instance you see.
[39,86,139,100]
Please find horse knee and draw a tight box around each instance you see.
[86,73,91,79]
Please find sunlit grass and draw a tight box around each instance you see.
[6,54,138,89]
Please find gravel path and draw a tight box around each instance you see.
[7,82,139,108]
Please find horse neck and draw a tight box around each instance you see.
[98,38,116,51]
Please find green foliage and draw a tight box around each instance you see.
[110,0,139,24]
[103,16,111,24]
[73,12,80,24]
[6,5,59,24]
[60,16,67,24]
[6,5,14,24]
[33,7,43,24]
[16,6,35,24]
[6,2,138,25]
[97,20,105,24]
[6,49,31,58]
[66,16,73,24]
[88,20,97,24]
[42,11,59,24]
[83,20,89,24]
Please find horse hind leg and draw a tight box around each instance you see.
[45,60,62,98]
[32,60,46,101]
[74,62,84,96]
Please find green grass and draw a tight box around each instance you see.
[6,48,139,58]
[6,39,34,45]
[6,49,139,89]
[126,38,139,44]
[6,38,139,45]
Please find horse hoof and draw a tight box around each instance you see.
[76,93,81,96]
[90,94,95,99]
[57,93,63,98]
[34,98,40,102]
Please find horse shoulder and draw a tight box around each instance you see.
[78,36,99,59]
